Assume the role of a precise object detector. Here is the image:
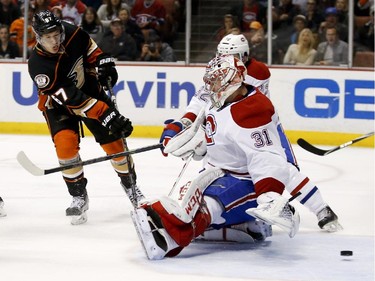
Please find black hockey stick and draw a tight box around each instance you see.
[297,132,374,156]
[17,143,162,176]
[106,79,140,207]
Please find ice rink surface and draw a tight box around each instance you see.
[0,134,374,281]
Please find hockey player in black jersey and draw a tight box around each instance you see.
[28,10,143,225]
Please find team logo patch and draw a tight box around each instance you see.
[34,74,50,88]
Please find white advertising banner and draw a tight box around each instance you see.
[0,62,373,134]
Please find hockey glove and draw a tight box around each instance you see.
[159,119,185,156]
[100,107,133,138]
[96,53,118,91]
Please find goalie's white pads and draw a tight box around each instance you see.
[246,192,300,238]
[195,220,272,243]
[164,108,207,161]
[131,208,179,260]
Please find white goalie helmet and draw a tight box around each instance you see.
[217,34,250,63]
[203,55,247,109]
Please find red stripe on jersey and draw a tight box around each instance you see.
[231,91,275,128]
[225,192,257,211]
[247,59,271,80]
[290,177,310,196]
[255,177,285,195]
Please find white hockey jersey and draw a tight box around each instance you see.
[203,88,290,195]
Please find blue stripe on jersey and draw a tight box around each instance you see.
[300,186,318,204]
[277,124,297,166]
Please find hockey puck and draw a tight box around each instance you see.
[340,250,353,256]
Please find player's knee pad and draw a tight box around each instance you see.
[54,130,79,159]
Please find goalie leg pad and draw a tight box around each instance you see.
[131,208,180,260]
[145,199,211,247]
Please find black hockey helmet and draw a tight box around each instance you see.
[32,10,65,43]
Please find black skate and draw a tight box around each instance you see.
[317,206,343,232]
[121,183,145,207]
[0,197,6,217]
[66,194,89,225]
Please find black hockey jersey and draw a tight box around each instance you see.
[28,21,107,119]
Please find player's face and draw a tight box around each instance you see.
[40,30,63,54]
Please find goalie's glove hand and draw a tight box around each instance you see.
[159,119,185,156]
[96,53,118,91]
[100,107,133,138]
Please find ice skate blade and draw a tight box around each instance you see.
[70,212,88,225]
[130,209,166,260]
[322,221,343,232]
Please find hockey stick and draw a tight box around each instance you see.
[297,132,374,156]
[106,79,140,207]
[167,107,206,197]
[168,153,194,196]
[17,143,162,176]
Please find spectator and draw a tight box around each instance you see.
[290,14,307,44]
[51,5,63,19]
[97,0,130,30]
[99,18,137,61]
[118,6,144,52]
[34,0,51,14]
[9,3,36,58]
[131,0,166,40]
[81,0,102,11]
[61,0,87,26]
[318,7,348,42]
[314,26,348,65]
[355,5,374,51]
[0,24,19,58]
[335,0,349,25]
[248,21,283,64]
[274,0,301,54]
[303,0,324,32]
[137,31,176,62]
[283,28,317,65]
[355,0,373,16]
[293,0,308,13]
[80,6,104,43]
[228,0,267,32]
[214,14,240,42]
[0,0,21,26]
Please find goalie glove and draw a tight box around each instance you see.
[164,124,207,161]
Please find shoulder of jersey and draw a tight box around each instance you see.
[246,59,271,80]
[230,91,274,129]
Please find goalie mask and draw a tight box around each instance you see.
[203,55,247,109]
[32,10,65,52]
[216,34,250,64]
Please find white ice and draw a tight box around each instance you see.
[0,134,374,281]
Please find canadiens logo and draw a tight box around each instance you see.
[34,74,50,88]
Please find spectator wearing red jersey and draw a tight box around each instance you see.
[131,0,166,40]
[61,0,87,26]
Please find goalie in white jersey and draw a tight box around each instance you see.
[131,55,304,260]
[160,33,341,233]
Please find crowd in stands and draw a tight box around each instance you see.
[214,0,374,67]
[0,0,373,67]
[0,0,180,61]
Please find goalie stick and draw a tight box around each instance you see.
[17,143,162,176]
[297,132,374,156]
